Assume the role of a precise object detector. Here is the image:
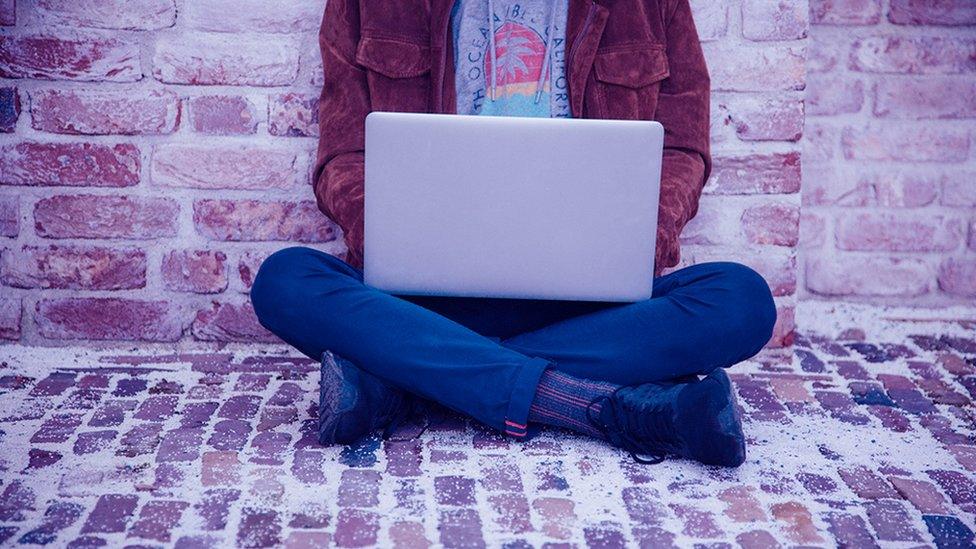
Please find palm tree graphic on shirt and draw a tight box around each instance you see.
[485,21,548,95]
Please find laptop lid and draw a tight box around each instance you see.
[364,112,663,302]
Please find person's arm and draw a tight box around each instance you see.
[653,0,711,276]
[314,0,369,268]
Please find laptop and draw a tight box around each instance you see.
[363,112,664,302]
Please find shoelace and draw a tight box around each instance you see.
[586,388,672,465]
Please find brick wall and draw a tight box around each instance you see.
[0,0,341,345]
[0,0,809,347]
[678,0,808,350]
[801,0,976,306]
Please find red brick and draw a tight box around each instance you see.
[718,486,767,522]
[678,199,716,242]
[188,95,257,135]
[201,451,241,486]
[0,0,14,25]
[0,297,21,340]
[803,123,837,162]
[741,203,800,246]
[806,256,931,297]
[741,0,809,41]
[889,477,949,514]
[737,530,781,549]
[804,170,940,207]
[807,34,844,73]
[30,88,179,135]
[838,466,898,499]
[0,195,17,237]
[868,171,940,207]
[31,0,176,30]
[771,502,824,544]
[837,212,962,252]
[162,250,228,294]
[533,498,576,540]
[0,34,141,81]
[0,141,139,187]
[807,76,864,116]
[890,0,976,26]
[689,0,728,42]
[874,77,976,119]
[181,0,323,33]
[810,0,882,25]
[850,36,976,74]
[721,96,803,141]
[340,470,381,507]
[1,245,145,290]
[842,125,970,162]
[36,298,184,341]
[866,500,923,541]
[769,304,794,348]
[268,93,319,137]
[389,522,429,548]
[192,301,277,343]
[193,200,336,242]
[238,250,271,290]
[704,44,805,91]
[335,509,379,547]
[283,532,330,547]
[152,34,298,86]
[707,152,801,194]
[942,172,976,207]
[938,258,976,297]
[152,145,303,190]
[800,212,826,249]
[0,87,19,132]
[34,195,178,239]
[127,500,188,542]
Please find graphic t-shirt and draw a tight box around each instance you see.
[452,0,571,118]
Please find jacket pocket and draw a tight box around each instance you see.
[356,35,432,112]
[591,44,669,119]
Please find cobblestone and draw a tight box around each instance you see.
[0,312,974,546]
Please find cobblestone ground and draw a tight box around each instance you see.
[1,312,975,547]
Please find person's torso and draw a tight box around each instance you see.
[346,0,672,120]
[452,0,571,118]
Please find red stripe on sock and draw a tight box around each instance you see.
[537,384,592,408]
[530,406,597,434]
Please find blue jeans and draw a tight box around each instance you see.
[251,247,776,437]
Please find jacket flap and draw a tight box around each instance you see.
[356,36,431,78]
[593,45,669,88]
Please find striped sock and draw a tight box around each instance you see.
[527,369,619,439]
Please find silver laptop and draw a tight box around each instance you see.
[363,112,664,302]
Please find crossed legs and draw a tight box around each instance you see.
[251,247,777,436]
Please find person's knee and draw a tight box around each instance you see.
[712,262,777,350]
[250,247,324,327]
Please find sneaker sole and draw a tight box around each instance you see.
[318,352,360,446]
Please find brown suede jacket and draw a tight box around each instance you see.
[314,0,710,276]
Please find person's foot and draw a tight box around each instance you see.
[318,352,418,445]
[588,368,746,467]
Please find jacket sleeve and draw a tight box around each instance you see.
[653,0,711,276]
[314,0,369,268]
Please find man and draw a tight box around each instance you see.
[251,0,777,467]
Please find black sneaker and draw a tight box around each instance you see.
[587,368,746,467]
[318,352,420,445]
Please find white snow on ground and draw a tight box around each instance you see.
[0,302,973,546]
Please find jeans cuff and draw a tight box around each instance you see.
[502,356,550,438]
